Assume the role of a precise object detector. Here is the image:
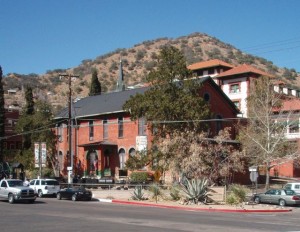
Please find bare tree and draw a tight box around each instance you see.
[238,76,298,189]
[155,128,245,185]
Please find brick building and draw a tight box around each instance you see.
[54,76,239,182]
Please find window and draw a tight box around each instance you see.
[203,93,210,102]
[58,125,63,142]
[118,117,124,138]
[229,83,240,93]
[129,148,136,157]
[89,120,94,140]
[289,121,299,133]
[103,119,108,139]
[138,118,147,136]
[233,100,240,109]
[119,148,126,169]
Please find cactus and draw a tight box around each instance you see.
[181,178,210,204]
[131,185,146,201]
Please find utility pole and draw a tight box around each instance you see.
[59,73,78,184]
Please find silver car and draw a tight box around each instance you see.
[253,189,300,206]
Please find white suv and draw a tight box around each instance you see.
[29,179,60,197]
[284,182,300,195]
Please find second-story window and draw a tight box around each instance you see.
[138,118,147,136]
[103,119,108,139]
[89,120,94,141]
[230,83,240,93]
[118,117,124,138]
[289,121,299,133]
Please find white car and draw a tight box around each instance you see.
[29,179,60,197]
[284,182,300,195]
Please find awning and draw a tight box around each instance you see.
[78,140,117,147]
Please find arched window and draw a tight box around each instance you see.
[87,150,98,175]
[129,148,136,157]
[119,148,126,169]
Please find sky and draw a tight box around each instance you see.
[1,0,300,76]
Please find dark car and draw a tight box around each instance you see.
[253,189,300,206]
[56,186,92,201]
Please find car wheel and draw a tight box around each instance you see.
[8,194,14,204]
[72,194,77,201]
[38,190,43,198]
[56,193,61,200]
[279,199,286,207]
[254,196,260,204]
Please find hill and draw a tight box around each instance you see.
[3,32,300,112]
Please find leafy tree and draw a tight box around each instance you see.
[89,70,102,96]
[123,45,211,138]
[238,76,298,189]
[0,66,4,163]
[15,100,58,175]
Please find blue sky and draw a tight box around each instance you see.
[1,0,300,75]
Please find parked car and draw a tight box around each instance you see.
[29,179,60,197]
[0,179,36,204]
[253,189,300,206]
[56,186,92,201]
[283,182,300,194]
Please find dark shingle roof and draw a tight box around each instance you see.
[55,87,148,120]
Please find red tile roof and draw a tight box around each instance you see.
[216,64,273,78]
[187,59,234,70]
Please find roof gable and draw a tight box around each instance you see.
[187,59,234,70]
[216,64,273,78]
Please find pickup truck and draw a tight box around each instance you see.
[0,179,36,203]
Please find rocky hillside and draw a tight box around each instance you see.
[3,32,300,112]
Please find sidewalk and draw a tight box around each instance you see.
[91,189,293,213]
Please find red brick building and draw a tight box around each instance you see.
[54,76,239,182]
[3,108,22,151]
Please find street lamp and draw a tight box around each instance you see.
[59,73,78,184]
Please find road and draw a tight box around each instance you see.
[0,198,299,232]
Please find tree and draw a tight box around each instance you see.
[0,66,4,163]
[15,100,58,175]
[123,45,211,138]
[238,76,298,189]
[154,128,245,184]
[89,70,101,96]
[25,86,34,115]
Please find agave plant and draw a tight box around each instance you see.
[131,185,146,201]
[181,178,210,204]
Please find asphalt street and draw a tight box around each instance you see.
[0,197,299,232]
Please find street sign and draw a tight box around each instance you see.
[250,171,258,182]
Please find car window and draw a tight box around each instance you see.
[285,190,296,195]
[1,181,7,187]
[275,190,281,195]
[45,180,59,185]
[295,185,300,190]
[285,184,292,190]
[36,180,40,185]
[7,180,23,187]
[266,190,276,195]
[29,180,35,185]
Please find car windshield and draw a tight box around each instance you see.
[7,180,24,187]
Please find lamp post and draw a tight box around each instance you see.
[59,73,78,184]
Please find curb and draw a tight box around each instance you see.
[96,198,292,213]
